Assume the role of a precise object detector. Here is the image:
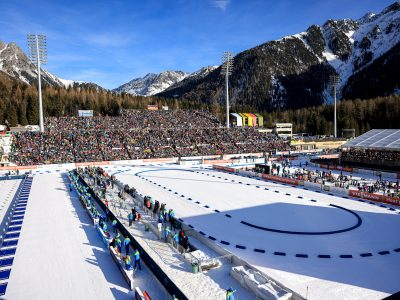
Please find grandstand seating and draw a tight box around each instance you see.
[9,110,291,165]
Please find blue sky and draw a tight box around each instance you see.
[0,0,395,89]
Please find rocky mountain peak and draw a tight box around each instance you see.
[157,2,400,110]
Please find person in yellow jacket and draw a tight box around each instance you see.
[226,287,236,300]
[125,255,133,270]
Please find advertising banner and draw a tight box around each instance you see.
[348,190,400,206]
[212,165,235,173]
[260,173,299,186]
[78,110,93,117]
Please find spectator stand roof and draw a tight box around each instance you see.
[342,129,400,151]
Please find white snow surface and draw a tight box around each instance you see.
[0,179,21,221]
[111,164,400,300]
[5,174,131,300]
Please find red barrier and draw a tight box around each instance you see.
[212,165,235,173]
[0,165,37,171]
[261,173,299,186]
[142,158,176,163]
[348,190,400,206]
[205,159,232,165]
[319,164,353,173]
[75,161,111,167]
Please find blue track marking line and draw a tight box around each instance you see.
[4,233,19,239]
[0,258,14,268]
[0,283,7,296]
[240,204,362,235]
[0,248,16,257]
[10,221,23,226]
[1,240,18,247]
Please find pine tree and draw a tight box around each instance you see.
[7,102,18,127]
[26,93,39,125]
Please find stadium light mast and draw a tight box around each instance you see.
[329,74,340,138]
[27,34,47,133]
[222,51,233,128]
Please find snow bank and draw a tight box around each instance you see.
[231,266,292,300]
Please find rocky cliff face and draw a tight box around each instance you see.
[0,40,105,90]
[157,2,400,111]
[0,41,65,86]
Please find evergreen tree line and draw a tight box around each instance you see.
[0,73,208,126]
[0,72,398,136]
[256,95,400,136]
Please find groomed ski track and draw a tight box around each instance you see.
[112,164,400,300]
[4,173,131,300]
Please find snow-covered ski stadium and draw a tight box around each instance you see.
[0,114,399,300]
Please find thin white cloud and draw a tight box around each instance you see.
[212,0,231,11]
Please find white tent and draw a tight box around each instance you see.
[230,113,243,126]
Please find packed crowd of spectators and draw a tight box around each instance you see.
[341,148,400,164]
[10,110,291,165]
[271,162,400,198]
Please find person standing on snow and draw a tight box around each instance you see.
[134,249,141,270]
[226,288,236,300]
[105,208,110,222]
[173,232,179,247]
[158,213,163,224]
[115,236,122,255]
[124,236,131,255]
[169,209,175,230]
[132,207,137,222]
[112,220,117,234]
[164,226,171,241]
[128,212,134,226]
[125,255,132,270]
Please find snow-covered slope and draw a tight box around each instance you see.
[161,66,218,95]
[113,71,189,96]
[318,3,400,98]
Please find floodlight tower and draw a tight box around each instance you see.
[27,34,47,133]
[329,74,340,138]
[222,51,233,128]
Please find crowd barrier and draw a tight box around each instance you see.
[75,171,188,300]
[316,163,400,180]
[319,164,354,173]
[260,174,299,186]
[211,163,400,208]
[212,165,235,173]
[348,190,400,206]
[1,152,268,172]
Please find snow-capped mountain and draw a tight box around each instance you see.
[0,40,104,91]
[113,71,189,96]
[160,66,218,97]
[158,2,400,110]
[0,40,66,87]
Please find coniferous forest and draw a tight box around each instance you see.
[0,71,398,137]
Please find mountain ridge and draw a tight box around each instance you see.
[157,2,400,111]
[0,40,105,91]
